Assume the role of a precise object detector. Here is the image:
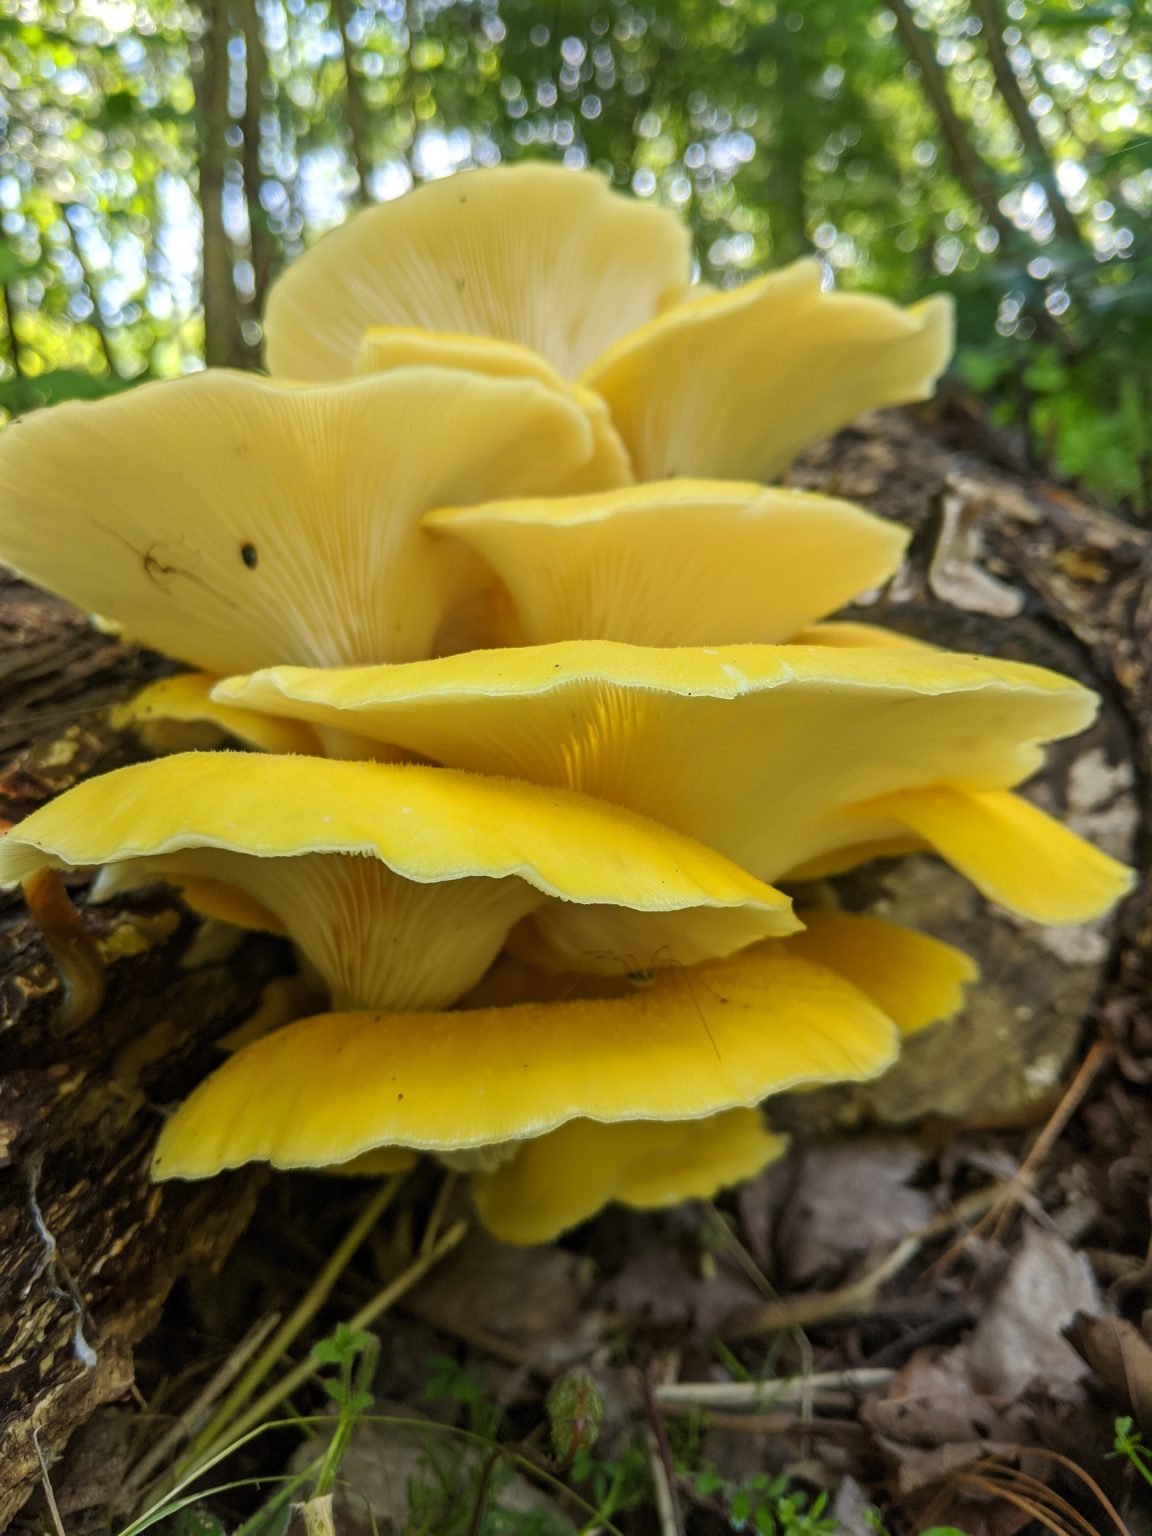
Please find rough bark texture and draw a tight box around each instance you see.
[0,585,285,1525]
[0,407,1150,1524]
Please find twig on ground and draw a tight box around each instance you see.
[32,1429,66,1536]
[655,1367,894,1411]
[934,1042,1113,1271]
[727,1182,1006,1337]
[660,1405,867,1437]
[643,1370,687,1536]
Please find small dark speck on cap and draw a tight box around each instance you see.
[397,1092,404,1101]
[240,542,258,569]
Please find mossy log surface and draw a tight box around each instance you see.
[0,409,1150,1524]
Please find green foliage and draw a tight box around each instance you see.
[689,1467,839,1534]
[545,1366,605,1461]
[310,1322,379,1497]
[1109,1414,1152,1489]
[422,1351,505,1439]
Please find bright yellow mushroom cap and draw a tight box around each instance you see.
[214,640,1131,925]
[112,672,324,757]
[0,366,614,677]
[0,752,797,1010]
[150,945,900,1177]
[582,259,955,482]
[263,164,693,382]
[471,1109,788,1245]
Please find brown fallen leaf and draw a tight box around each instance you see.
[1065,1310,1152,1430]
[773,1139,936,1289]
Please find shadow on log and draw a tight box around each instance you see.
[0,407,1150,1524]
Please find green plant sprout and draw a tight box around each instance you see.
[1109,1415,1152,1490]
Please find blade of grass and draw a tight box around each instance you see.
[156,1174,405,1500]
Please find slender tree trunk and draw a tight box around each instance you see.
[196,0,243,366]
[969,0,1085,249]
[62,208,122,380]
[333,0,371,200]
[884,0,1018,250]
[238,0,275,325]
[0,284,25,383]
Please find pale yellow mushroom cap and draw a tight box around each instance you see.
[0,366,613,677]
[582,260,954,481]
[263,163,692,382]
[471,1109,789,1244]
[422,481,910,647]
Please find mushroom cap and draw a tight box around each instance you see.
[353,327,633,495]
[263,163,692,381]
[783,909,978,1036]
[422,481,909,647]
[213,640,1130,923]
[113,672,323,756]
[0,752,797,1010]
[0,366,612,676]
[581,259,954,481]
[470,1108,787,1244]
[150,945,900,1176]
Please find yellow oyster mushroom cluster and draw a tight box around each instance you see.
[0,165,1133,1244]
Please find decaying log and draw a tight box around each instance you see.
[0,408,1150,1525]
[0,585,287,1525]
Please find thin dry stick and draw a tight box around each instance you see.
[192,1218,468,1474]
[660,1406,865,1437]
[643,1374,686,1536]
[728,1182,1005,1337]
[987,1040,1112,1244]
[700,1202,816,1418]
[989,1450,1133,1536]
[934,1042,1112,1274]
[982,1465,1118,1536]
[122,1310,282,1499]
[32,1430,66,1536]
[655,1367,894,1410]
[161,1175,405,1495]
[955,1470,1089,1536]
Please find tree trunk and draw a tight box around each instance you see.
[196,0,243,367]
[333,0,371,201]
[884,0,1018,251]
[969,0,1086,250]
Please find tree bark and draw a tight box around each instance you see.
[0,580,284,1526]
[238,0,276,329]
[884,0,1018,250]
[333,0,371,201]
[969,0,1086,249]
[62,208,123,381]
[196,0,244,367]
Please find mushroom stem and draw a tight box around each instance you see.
[23,868,107,1035]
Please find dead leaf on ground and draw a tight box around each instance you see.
[1066,1310,1152,1429]
[774,1139,935,1289]
[410,1231,602,1367]
[865,1227,1102,1497]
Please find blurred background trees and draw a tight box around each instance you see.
[1,0,1149,510]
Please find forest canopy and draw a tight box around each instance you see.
[0,0,1149,508]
